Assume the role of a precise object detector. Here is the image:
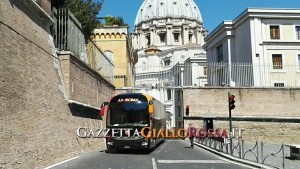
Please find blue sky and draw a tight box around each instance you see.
[98,0,300,33]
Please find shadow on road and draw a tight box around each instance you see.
[104,149,152,155]
[184,146,193,149]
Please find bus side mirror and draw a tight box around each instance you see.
[149,101,154,114]
[100,102,108,116]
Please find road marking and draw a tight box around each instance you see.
[152,158,158,169]
[157,160,227,164]
[218,157,256,169]
[44,156,79,169]
[153,140,168,154]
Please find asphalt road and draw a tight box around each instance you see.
[47,140,255,169]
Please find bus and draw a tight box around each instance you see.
[100,93,166,150]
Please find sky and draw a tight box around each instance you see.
[98,0,300,33]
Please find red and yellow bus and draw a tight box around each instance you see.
[100,93,166,150]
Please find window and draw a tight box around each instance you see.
[217,45,223,62]
[298,54,300,69]
[272,54,283,69]
[189,33,193,43]
[164,59,170,66]
[204,67,208,76]
[104,51,114,63]
[274,83,284,87]
[159,32,166,43]
[146,34,150,46]
[176,90,181,102]
[296,26,300,40]
[167,89,172,100]
[270,25,280,39]
[173,32,180,42]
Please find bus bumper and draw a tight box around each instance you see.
[106,138,149,149]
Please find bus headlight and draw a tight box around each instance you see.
[107,142,114,145]
[141,142,148,146]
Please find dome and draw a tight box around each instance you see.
[134,0,203,26]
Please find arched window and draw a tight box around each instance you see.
[158,32,166,43]
[104,51,114,63]
[173,32,181,42]
[146,33,151,46]
[189,32,193,43]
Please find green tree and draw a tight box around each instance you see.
[64,0,103,38]
[100,16,129,27]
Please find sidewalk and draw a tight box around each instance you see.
[194,139,300,169]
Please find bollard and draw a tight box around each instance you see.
[260,141,263,163]
[282,143,285,169]
[242,140,245,159]
[238,138,241,158]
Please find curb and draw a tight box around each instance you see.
[194,142,275,169]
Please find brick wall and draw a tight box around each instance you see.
[183,120,300,144]
[183,87,300,117]
[0,1,113,168]
[183,87,300,144]
[58,52,115,108]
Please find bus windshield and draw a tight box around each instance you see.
[108,101,149,127]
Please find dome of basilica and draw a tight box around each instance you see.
[134,0,203,26]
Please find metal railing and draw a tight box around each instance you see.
[134,63,300,88]
[197,138,287,169]
[207,62,300,88]
[54,8,87,63]
[52,8,114,85]
[86,40,114,84]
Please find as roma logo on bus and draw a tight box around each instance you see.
[117,98,140,102]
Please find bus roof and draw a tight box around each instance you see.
[109,93,153,102]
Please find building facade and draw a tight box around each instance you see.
[90,26,137,88]
[131,0,208,128]
[204,8,300,87]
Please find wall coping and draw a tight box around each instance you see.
[23,0,55,26]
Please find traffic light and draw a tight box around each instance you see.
[229,95,235,110]
[185,105,189,116]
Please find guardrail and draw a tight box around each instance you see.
[197,137,286,169]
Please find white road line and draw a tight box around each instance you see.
[157,160,227,164]
[44,156,79,169]
[152,158,158,169]
[218,157,256,169]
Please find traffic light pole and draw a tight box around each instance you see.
[228,92,233,155]
[228,92,232,133]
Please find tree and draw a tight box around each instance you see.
[99,16,129,27]
[64,0,103,38]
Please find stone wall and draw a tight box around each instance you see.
[183,87,300,117]
[184,119,300,145]
[183,87,300,144]
[0,1,114,168]
[58,51,114,108]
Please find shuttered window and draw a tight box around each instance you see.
[270,26,280,39]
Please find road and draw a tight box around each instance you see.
[48,140,255,169]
